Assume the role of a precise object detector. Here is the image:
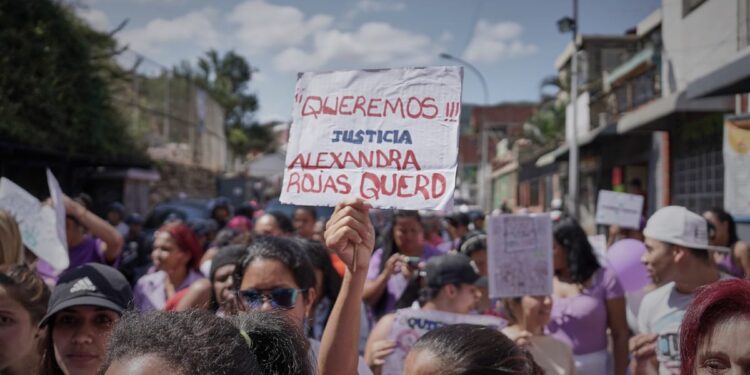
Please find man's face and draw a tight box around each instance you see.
[642,238,677,285]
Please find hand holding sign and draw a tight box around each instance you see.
[325,198,375,273]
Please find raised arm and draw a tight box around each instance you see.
[64,195,124,263]
[319,198,375,375]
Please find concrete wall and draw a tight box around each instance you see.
[661,0,741,94]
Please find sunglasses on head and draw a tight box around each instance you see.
[237,288,306,310]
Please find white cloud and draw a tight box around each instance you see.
[343,0,406,24]
[355,0,405,13]
[273,22,438,72]
[462,20,538,63]
[76,8,110,32]
[118,7,220,55]
[136,0,186,4]
[228,1,333,54]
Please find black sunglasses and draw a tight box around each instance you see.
[237,288,306,310]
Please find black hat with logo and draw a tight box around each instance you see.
[40,263,133,327]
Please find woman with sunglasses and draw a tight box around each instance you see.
[232,235,373,374]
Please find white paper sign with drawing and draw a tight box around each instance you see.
[381,309,507,375]
[0,178,69,270]
[47,169,68,251]
[280,66,463,210]
[487,214,553,299]
[595,190,644,229]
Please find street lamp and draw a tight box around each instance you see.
[439,53,491,211]
[558,0,579,219]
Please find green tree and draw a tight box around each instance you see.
[174,50,274,156]
[525,75,566,147]
[0,0,138,158]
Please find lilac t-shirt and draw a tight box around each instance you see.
[134,269,204,312]
[366,244,441,316]
[36,236,109,285]
[547,266,625,355]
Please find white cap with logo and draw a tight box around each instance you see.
[643,206,730,253]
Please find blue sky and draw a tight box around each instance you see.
[74,0,659,122]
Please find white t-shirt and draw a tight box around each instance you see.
[637,274,732,375]
[308,338,373,375]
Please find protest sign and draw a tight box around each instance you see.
[280,66,463,210]
[724,116,750,216]
[381,309,506,375]
[486,214,553,299]
[0,178,69,270]
[47,169,68,251]
[594,190,644,229]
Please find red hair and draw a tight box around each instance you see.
[680,279,750,374]
[158,222,203,270]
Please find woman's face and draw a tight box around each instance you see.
[151,232,190,272]
[0,286,40,371]
[520,295,553,327]
[393,217,424,255]
[694,315,750,375]
[212,264,236,307]
[52,306,120,375]
[239,258,315,330]
[703,212,729,246]
[447,284,481,315]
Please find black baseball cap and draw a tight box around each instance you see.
[425,254,485,289]
[40,263,133,327]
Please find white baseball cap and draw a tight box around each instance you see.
[643,206,730,253]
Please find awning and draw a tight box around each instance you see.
[616,91,733,134]
[687,49,750,99]
[535,123,617,167]
[605,47,657,89]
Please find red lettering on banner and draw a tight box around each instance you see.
[421,97,438,119]
[406,97,422,119]
[359,172,448,200]
[367,98,383,117]
[285,172,351,194]
[339,96,354,115]
[353,96,367,116]
[384,98,405,118]
[298,95,457,122]
[288,150,422,171]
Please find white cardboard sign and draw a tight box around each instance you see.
[381,309,506,375]
[487,214,553,299]
[280,66,463,210]
[595,190,644,229]
[46,169,68,252]
[0,178,69,270]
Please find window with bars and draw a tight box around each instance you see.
[671,148,724,213]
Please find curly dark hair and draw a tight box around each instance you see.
[227,311,313,375]
[553,217,601,283]
[100,310,259,375]
[411,324,544,374]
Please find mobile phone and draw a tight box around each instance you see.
[403,256,421,267]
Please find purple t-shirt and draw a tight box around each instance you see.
[366,244,441,316]
[134,269,205,312]
[36,236,109,285]
[547,266,625,355]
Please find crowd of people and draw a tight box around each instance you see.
[1,191,750,375]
